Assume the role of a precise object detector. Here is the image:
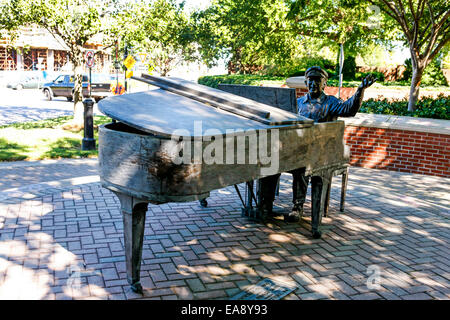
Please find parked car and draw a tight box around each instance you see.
[7,74,44,90]
[42,73,112,102]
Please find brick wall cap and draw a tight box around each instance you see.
[341,113,450,135]
[286,76,307,89]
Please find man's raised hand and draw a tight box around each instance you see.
[359,74,377,90]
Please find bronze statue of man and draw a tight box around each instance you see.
[260,66,376,239]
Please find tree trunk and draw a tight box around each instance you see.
[408,63,424,112]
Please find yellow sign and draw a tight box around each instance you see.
[126,70,133,78]
[123,55,136,70]
[138,53,147,64]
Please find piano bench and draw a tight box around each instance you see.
[323,165,349,217]
[273,165,349,217]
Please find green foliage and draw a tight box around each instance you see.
[0,116,74,129]
[193,0,299,72]
[402,58,448,87]
[0,115,111,161]
[442,45,450,69]
[288,0,398,52]
[0,0,122,112]
[324,79,361,87]
[198,74,285,88]
[0,138,29,161]
[0,115,110,130]
[421,59,448,87]
[198,74,366,88]
[42,137,96,159]
[284,57,337,78]
[340,55,357,80]
[356,71,385,82]
[360,94,450,120]
[122,0,198,76]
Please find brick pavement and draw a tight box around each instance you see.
[0,158,98,191]
[0,160,448,300]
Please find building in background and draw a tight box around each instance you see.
[0,26,112,75]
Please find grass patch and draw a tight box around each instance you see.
[0,115,111,161]
[0,138,29,161]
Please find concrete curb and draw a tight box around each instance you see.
[0,158,98,169]
[340,113,450,135]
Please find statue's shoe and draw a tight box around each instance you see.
[312,230,322,239]
[284,205,303,222]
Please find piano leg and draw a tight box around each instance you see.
[115,192,148,294]
[312,173,332,238]
[340,167,349,212]
[310,176,323,238]
[323,176,332,218]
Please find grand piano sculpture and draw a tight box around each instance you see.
[97,74,349,293]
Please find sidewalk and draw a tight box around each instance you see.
[0,158,448,300]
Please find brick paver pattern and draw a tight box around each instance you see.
[0,166,449,300]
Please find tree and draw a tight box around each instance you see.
[121,0,198,76]
[193,0,299,74]
[287,0,399,79]
[367,0,449,111]
[0,0,121,126]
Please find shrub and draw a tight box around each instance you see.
[338,55,357,80]
[360,93,449,120]
[198,74,285,88]
[356,71,385,82]
[286,57,336,78]
[402,58,448,86]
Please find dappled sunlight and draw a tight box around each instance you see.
[410,228,431,237]
[0,265,49,299]
[230,247,250,259]
[206,251,228,262]
[372,221,403,234]
[260,254,281,263]
[339,218,380,232]
[230,263,257,276]
[1,201,58,222]
[206,265,232,277]
[268,233,291,243]
[48,245,78,271]
[0,240,29,258]
[1,165,448,300]
[176,264,232,279]
[176,264,194,276]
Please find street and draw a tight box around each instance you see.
[0,88,100,126]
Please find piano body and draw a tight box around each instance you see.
[97,74,349,293]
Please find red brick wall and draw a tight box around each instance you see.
[324,87,358,100]
[295,87,358,100]
[344,126,449,178]
[292,89,449,178]
[295,88,308,97]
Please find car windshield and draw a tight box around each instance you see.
[54,75,64,83]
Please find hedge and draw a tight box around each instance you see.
[360,94,449,120]
[198,75,449,120]
[198,74,285,88]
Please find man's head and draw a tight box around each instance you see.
[304,66,328,98]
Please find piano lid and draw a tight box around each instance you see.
[98,76,313,138]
